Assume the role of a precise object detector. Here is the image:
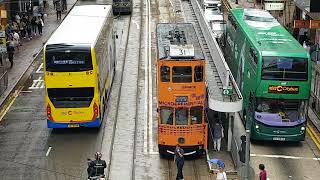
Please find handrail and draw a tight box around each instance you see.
[191,0,243,112]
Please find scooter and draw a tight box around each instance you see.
[87,158,106,180]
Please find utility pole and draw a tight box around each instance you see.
[244,129,250,180]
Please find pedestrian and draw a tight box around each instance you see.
[56,0,62,20]
[216,165,227,180]
[26,21,32,40]
[31,16,37,35]
[37,17,44,35]
[6,41,15,68]
[174,144,184,180]
[259,164,268,180]
[13,31,21,50]
[213,121,224,152]
[15,13,21,24]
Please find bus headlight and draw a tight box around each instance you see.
[301,127,305,131]
[255,125,259,129]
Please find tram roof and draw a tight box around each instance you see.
[157,23,205,60]
[46,5,112,46]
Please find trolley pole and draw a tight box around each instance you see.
[244,129,250,180]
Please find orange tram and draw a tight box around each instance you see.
[156,23,208,156]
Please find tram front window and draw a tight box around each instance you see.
[191,106,202,124]
[160,66,170,82]
[194,66,203,82]
[160,107,173,125]
[175,108,188,125]
[172,66,192,83]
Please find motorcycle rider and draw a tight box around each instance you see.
[87,152,107,179]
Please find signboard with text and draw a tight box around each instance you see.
[294,20,320,29]
[264,1,285,11]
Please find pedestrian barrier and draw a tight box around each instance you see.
[310,62,320,119]
[0,66,8,96]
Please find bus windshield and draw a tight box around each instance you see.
[46,48,92,72]
[47,87,94,108]
[261,56,308,81]
[255,98,306,126]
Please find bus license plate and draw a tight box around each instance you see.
[68,124,80,128]
[273,137,286,141]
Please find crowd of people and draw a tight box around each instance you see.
[2,0,67,69]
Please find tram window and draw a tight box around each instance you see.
[161,66,170,82]
[191,106,203,124]
[160,107,173,125]
[175,108,189,125]
[172,66,192,83]
[194,66,203,82]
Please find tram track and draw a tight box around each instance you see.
[104,14,132,179]
[105,0,145,178]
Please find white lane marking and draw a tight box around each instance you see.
[46,146,52,157]
[132,20,140,30]
[28,77,44,89]
[147,0,154,153]
[143,0,149,154]
[251,154,320,161]
[20,90,33,93]
[36,63,44,74]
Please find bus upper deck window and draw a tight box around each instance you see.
[172,66,192,83]
[160,107,173,125]
[194,66,203,82]
[161,66,170,82]
[175,108,188,125]
[191,106,203,124]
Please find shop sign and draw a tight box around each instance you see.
[310,20,320,29]
[294,20,320,29]
[294,20,310,28]
[264,1,285,11]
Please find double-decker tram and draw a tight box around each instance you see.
[224,8,311,141]
[112,0,132,15]
[44,5,116,128]
[156,23,208,156]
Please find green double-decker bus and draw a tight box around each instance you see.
[224,8,311,141]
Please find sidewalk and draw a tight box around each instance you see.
[0,0,77,109]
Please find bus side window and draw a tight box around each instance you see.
[161,66,170,82]
[250,48,258,65]
[191,106,203,124]
[228,13,237,30]
[160,107,173,125]
[194,66,203,82]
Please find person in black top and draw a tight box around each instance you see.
[174,144,184,180]
[87,152,107,179]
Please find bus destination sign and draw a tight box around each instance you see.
[268,85,299,94]
[176,96,188,103]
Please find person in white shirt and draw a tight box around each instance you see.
[13,31,21,50]
[216,166,227,180]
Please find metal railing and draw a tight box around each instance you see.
[310,62,320,119]
[0,66,8,96]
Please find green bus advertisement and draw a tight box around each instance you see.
[224,8,311,141]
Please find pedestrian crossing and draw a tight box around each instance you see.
[28,63,44,90]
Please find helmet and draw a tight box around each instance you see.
[95,152,102,160]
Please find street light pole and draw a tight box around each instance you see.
[244,129,250,180]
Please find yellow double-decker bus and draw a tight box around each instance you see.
[44,5,116,128]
